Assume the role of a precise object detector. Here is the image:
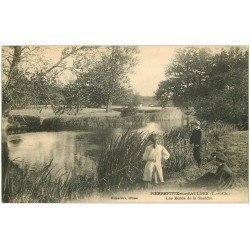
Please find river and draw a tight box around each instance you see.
[7,112,188,174]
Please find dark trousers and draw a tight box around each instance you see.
[193,146,202,167]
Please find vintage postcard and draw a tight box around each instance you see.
[1,45,248,203]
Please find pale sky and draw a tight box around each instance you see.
[129,45,233,96]
[130,46,179,96]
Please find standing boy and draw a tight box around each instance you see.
[190,121,202,167]
[142,134,170,188]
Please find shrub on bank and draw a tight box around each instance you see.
[120,106,138,117]
[8,115,41,132]
[6,112,150,132]
[195,94,248,130]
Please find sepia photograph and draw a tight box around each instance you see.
[1,1,250,250]
[1,45,249,203]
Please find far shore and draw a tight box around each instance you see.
[3,106,184,133]
[8,105,181,119]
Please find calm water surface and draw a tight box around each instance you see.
[7,118,187,173]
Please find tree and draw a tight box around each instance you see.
[2,46,138,114]
[155,80,173,107]
[62,79,102,109]
[155,47,212,108]
[117,90,141,107]
[194,47,248,128]
[2,46,96,114]
[155,46,248,128]
[75,46,138,112]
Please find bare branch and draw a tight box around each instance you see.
[42,46,91,75]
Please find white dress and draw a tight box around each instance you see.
[142,144,170,183]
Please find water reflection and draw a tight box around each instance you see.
[7,118,187,173]
[8,131,99,174]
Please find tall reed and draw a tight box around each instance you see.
[97,130,149,190]
[4,160,96,203]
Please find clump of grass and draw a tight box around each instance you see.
[3,160,97,203]
[97,130,149,191]
[201,121,236,144]
[163,139,193,174]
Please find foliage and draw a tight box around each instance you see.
[8,115,41,132]
[61,80,101,109]
[2,73,65,113]
[195,47,248,129]
[2,46,139,116]
[114,89,141,107]
[155,80,172,107]
[156,47,212,108]
[74,46,138,112]
[120,106,138,117]
[155,46,248,128]
[2,46,97,114]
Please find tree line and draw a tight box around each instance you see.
[2,46,140,115]
[155,46,248,129]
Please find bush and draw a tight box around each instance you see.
[120,106,138,117]
[8,115,41,131]
[195,93,248,130]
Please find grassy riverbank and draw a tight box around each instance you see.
[163,130,248,190]
[3,121,248,202]
[9,107,121,118]
[214,130,248,186]
[98,122,248,190]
